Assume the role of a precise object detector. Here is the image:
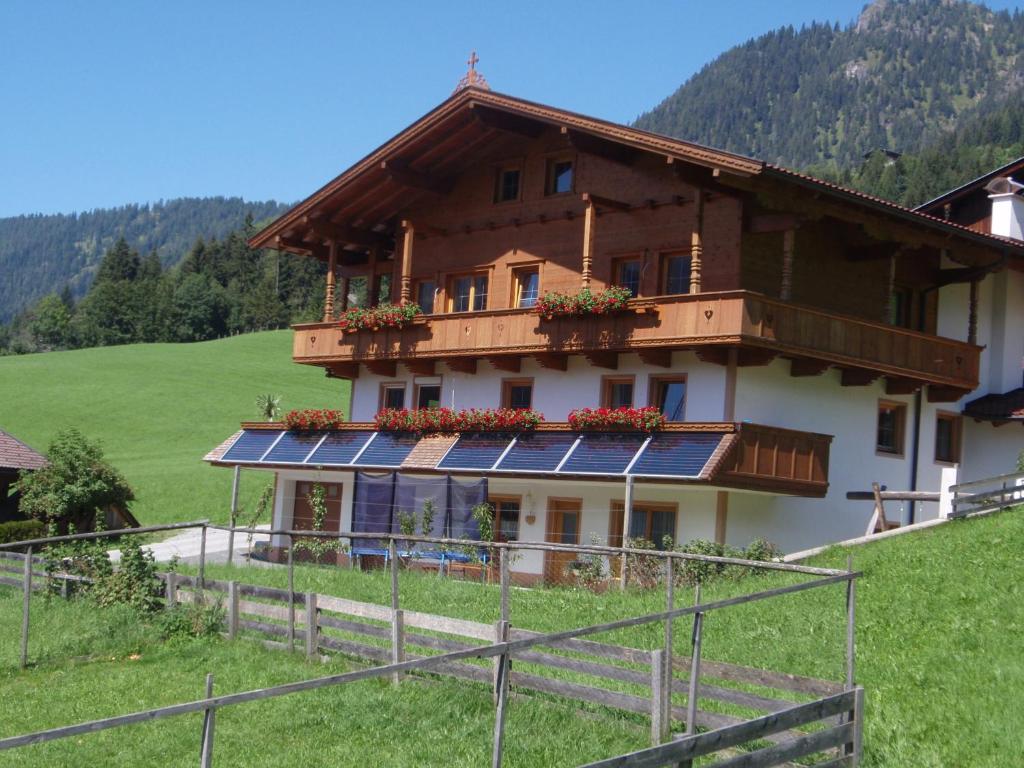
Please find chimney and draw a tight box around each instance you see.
[985,176,1024,240]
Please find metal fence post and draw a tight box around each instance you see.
[227,581,239,640]
[305,592,319,660]
[391,609,405,686]
[20,546,32,669]
[491,628,511,768]
[650,648,666,746]
[287,536,295,653]
[199,673,215,768]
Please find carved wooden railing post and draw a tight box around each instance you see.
[400,221,415,304]
[582,199,596,288]
[780,228,795,301]
[323,240,338,321]
[689,190,704,294]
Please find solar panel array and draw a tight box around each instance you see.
[216,428,725,479]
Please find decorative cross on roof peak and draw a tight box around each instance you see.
[453,50,490,94]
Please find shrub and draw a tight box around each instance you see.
[93,536,163,611]
[624,537,663,588]
[536,286,633,319]
[283,409,345,431]
[568,407,666,432]
[338,303,421,333]
[0,519,45,545]
[375,407,544,433]
[159,601,225,640]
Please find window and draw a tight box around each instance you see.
[512,266,540,308]
[375,273,393,305]
[545,158,574,195]
[490,497,521,542]
[609,502,677,550]
[650,376,686,422]
[890,287,913,329]
[502,379,533,410]
[380,383,406,411]
[876,401,907,456]
[448,273,488,312]
[602,376,634,409]
[661,253,691,295]
[613,257,642,297]
[935,412,962,464]
[347,275,369,308]
[416,280,436,313]
[494,167,521,203]
[415,383,441,410]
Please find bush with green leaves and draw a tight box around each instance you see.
[158,600,225,640]
[93,536,163,611]
[0,518,45,546]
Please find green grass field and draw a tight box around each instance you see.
[0,331,348,525]
[1,507,1023,766]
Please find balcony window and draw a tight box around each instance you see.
[513,266,540,308]
[416,383,441,409]
[876,400,907,456]
[661,253,692,295]
[935,412,962,464]
[490,496,521,542]
[416,280,436,313]
[502,379,533,410]
[380,383,406,410]
[494,167,521,203]
[448,273,488,312]
[650,376,686,421]
[545,158,574,196]
[613,258,642,297]
[602,376,634,409]
[347,275,369,308]
[375,273,393,305]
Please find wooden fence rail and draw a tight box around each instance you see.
[951,471,1024,517]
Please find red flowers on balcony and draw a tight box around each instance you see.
[568,407,666,432]
[375,407,544,433]
[338,303,421,333]
[284,409,345,431]
[535,286,633,320]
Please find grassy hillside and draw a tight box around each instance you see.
[0,331,347,525]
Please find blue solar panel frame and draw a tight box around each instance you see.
[559,432,649,475]
[306,431,375,466]
[629,432,725,478]
[437,433,514,471]
[262,432,326,464]
[354,432,420,467]
[220,430,283,463]
[494,432,577,473]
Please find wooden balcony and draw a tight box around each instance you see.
[293,290,980,396]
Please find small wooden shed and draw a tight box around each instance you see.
[0,429,48,522]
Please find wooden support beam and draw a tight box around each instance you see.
[325,363,360,380]
[365,360,398,378]
[780,229,795,301]
[845,243,901,262]
[582,200,596,288]
[275,236,328,259]
[447,358,478,374]
[404,359,436,376]
[563,127,639,166]
[690,189,704,294]
[666,158,739,198]
[380,160,453,195]
[748,213,802,234]
[789,358,830,377]
[737,349,776,367]
[638,349,673,368]
[533,353,569,371]
[695,347,731,366]
[487,356,522,373]
[927,385,970,403]
[324,240,338,322]
[367,244,380,306]
[468,103,545,137]
[840,369,881,387]
[583,351,619,370]
[301,218,390,249]
[400,221,414,305]
[581,192,632,212]
[968,279,979,345]
[885,377,922,396]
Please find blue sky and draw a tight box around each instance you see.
[2,1,1022,217]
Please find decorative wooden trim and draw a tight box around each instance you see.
[689,189,704,294]
[581,200,595,287]
[325,362,359,380]
[840,369,880,387]
[364,360,398,378]
[885,377,921,395]
[324,241,338,322]
[927,385,970,403]
[637,349,672,368]
[584,351,619,370]
[487,356,522,373]
[399,221,414,304]
[446,358,477,374]
[780,229,795,301]
[534,353,568,371]
[789,358,830,377]
[404,360,436,376]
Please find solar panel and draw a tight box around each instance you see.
[630,433,724,478]
[355,432,419,467]
[560,433,649,475]
[306,431,375,466]
[495,432,577,473]
[262,432,324,464]
[220,430,282,462]
[437,433,513,470]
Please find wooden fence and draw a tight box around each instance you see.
[951,470,1024,517]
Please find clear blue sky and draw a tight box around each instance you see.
[2,0,1022,218]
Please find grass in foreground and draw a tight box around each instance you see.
[0,331,346,525]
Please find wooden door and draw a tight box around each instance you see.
[544,498,582,585]
[292,481,343,532]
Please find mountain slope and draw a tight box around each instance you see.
[0,197,289,322]
[634,0,1024,169]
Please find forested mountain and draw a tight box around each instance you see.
[0,197,289,322]
[634,0,1024,171]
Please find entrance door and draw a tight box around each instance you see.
[544,498,581,585]
[292,481,343,532]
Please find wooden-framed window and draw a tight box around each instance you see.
[545,157,574,196]
[502,378,533,410]
[379,383,406,411]
[374,273,393,305]
[649,376,687,422]
[447,273,488,312]
[490,496,522,542]
[512,265,540,308]
[602,376,635,409]
[494,166,522,203]
[346,275,370,308]
[415,279,437,313]
[934,411,962,464]
[612,257,642,297]
[876,400,907,456]
[609,501,677,550]
[660,252,692,295]
[415,381,442,410]
[890,286,914,329]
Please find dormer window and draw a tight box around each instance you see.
[495,166,521,203]
[545,158,574,196]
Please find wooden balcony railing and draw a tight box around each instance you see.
[293,290,980,391]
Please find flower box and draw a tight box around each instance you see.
[375,407,544,433]
[338,303,421,333]
[536,287,633,320]
[567,407,665,432]
[284,409,345,431]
